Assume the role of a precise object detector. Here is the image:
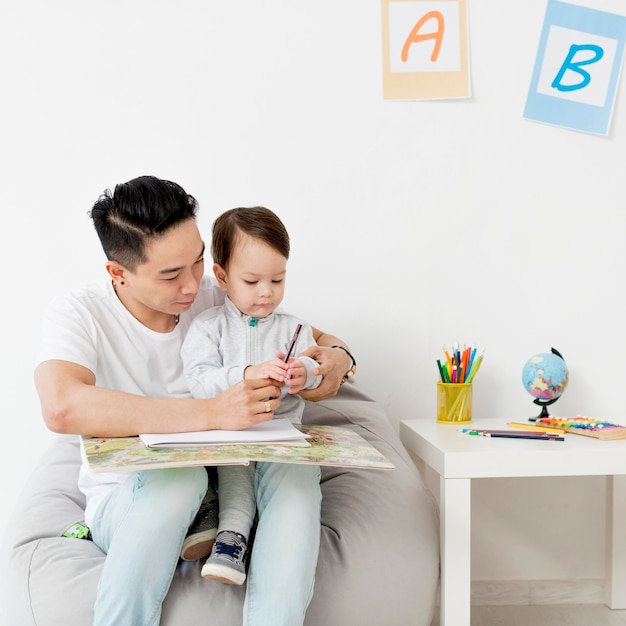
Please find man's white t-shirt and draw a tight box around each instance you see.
[36,276,225,527]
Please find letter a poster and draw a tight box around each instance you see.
[381,0,470,100]
[524,0,626,135]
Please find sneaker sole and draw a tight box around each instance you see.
[201,562,246,585]
[180,530,217,561]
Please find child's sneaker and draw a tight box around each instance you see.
[201,530,248,585]
[181,495,218,561]
[62,522,92,540]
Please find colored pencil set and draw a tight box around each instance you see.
[460,428,564,442]
[437,344,484,384]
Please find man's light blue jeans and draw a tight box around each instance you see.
[90,462,321,626]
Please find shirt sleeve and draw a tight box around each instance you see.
[294,324,323,390]
[181,315,247,399]
[36,293,98,374]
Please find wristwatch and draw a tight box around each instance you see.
[332,345,357,384]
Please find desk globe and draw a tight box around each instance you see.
[522,348,569,422]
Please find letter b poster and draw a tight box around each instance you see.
[524,0,626,135]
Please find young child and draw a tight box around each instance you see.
[181,206,323,585]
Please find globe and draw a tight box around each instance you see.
[521,349,569,421]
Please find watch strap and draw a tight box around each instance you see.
[331,345,357,384]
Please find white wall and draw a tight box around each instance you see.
[1,0,625,597]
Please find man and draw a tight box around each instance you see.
[34,175,354,626]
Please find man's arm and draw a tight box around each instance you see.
[35,359,281,438]
[296,327,354,402]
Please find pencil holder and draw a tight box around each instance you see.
[437,382,473,424]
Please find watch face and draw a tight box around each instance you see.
[341,366,356,384]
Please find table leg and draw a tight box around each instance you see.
[440,477,471,626]
[605,474,626,609]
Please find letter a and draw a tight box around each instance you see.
[552,44,604,92]
[401,11,445,63]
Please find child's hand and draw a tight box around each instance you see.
[283,358,307,394]
[245,360,289,385]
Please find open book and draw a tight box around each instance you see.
[83,424,394,473]
[140,418,310,448]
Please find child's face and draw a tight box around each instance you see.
[214,232,287,319]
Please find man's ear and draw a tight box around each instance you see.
[106,261,127,286]
[213,264,228,291]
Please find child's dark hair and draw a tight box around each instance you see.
[211,206,290,268]
[90,175,198,270]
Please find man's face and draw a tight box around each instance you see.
[117,219,205,325]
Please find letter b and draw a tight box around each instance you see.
[552,44,604,92]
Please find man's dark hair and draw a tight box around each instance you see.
[211,206,290,269]
[90,175,198,270]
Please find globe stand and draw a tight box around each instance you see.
[529,397,558,422]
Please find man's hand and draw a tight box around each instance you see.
[215,378,282,430]
[296,345,351,402]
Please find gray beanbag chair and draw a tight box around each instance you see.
[0,384,439,625]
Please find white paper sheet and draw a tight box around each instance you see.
[140,418,310,449]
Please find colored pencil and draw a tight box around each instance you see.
[508,422,565,435]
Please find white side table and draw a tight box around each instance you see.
[399,418,626,626]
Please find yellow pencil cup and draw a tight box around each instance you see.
[437,382,473,424]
